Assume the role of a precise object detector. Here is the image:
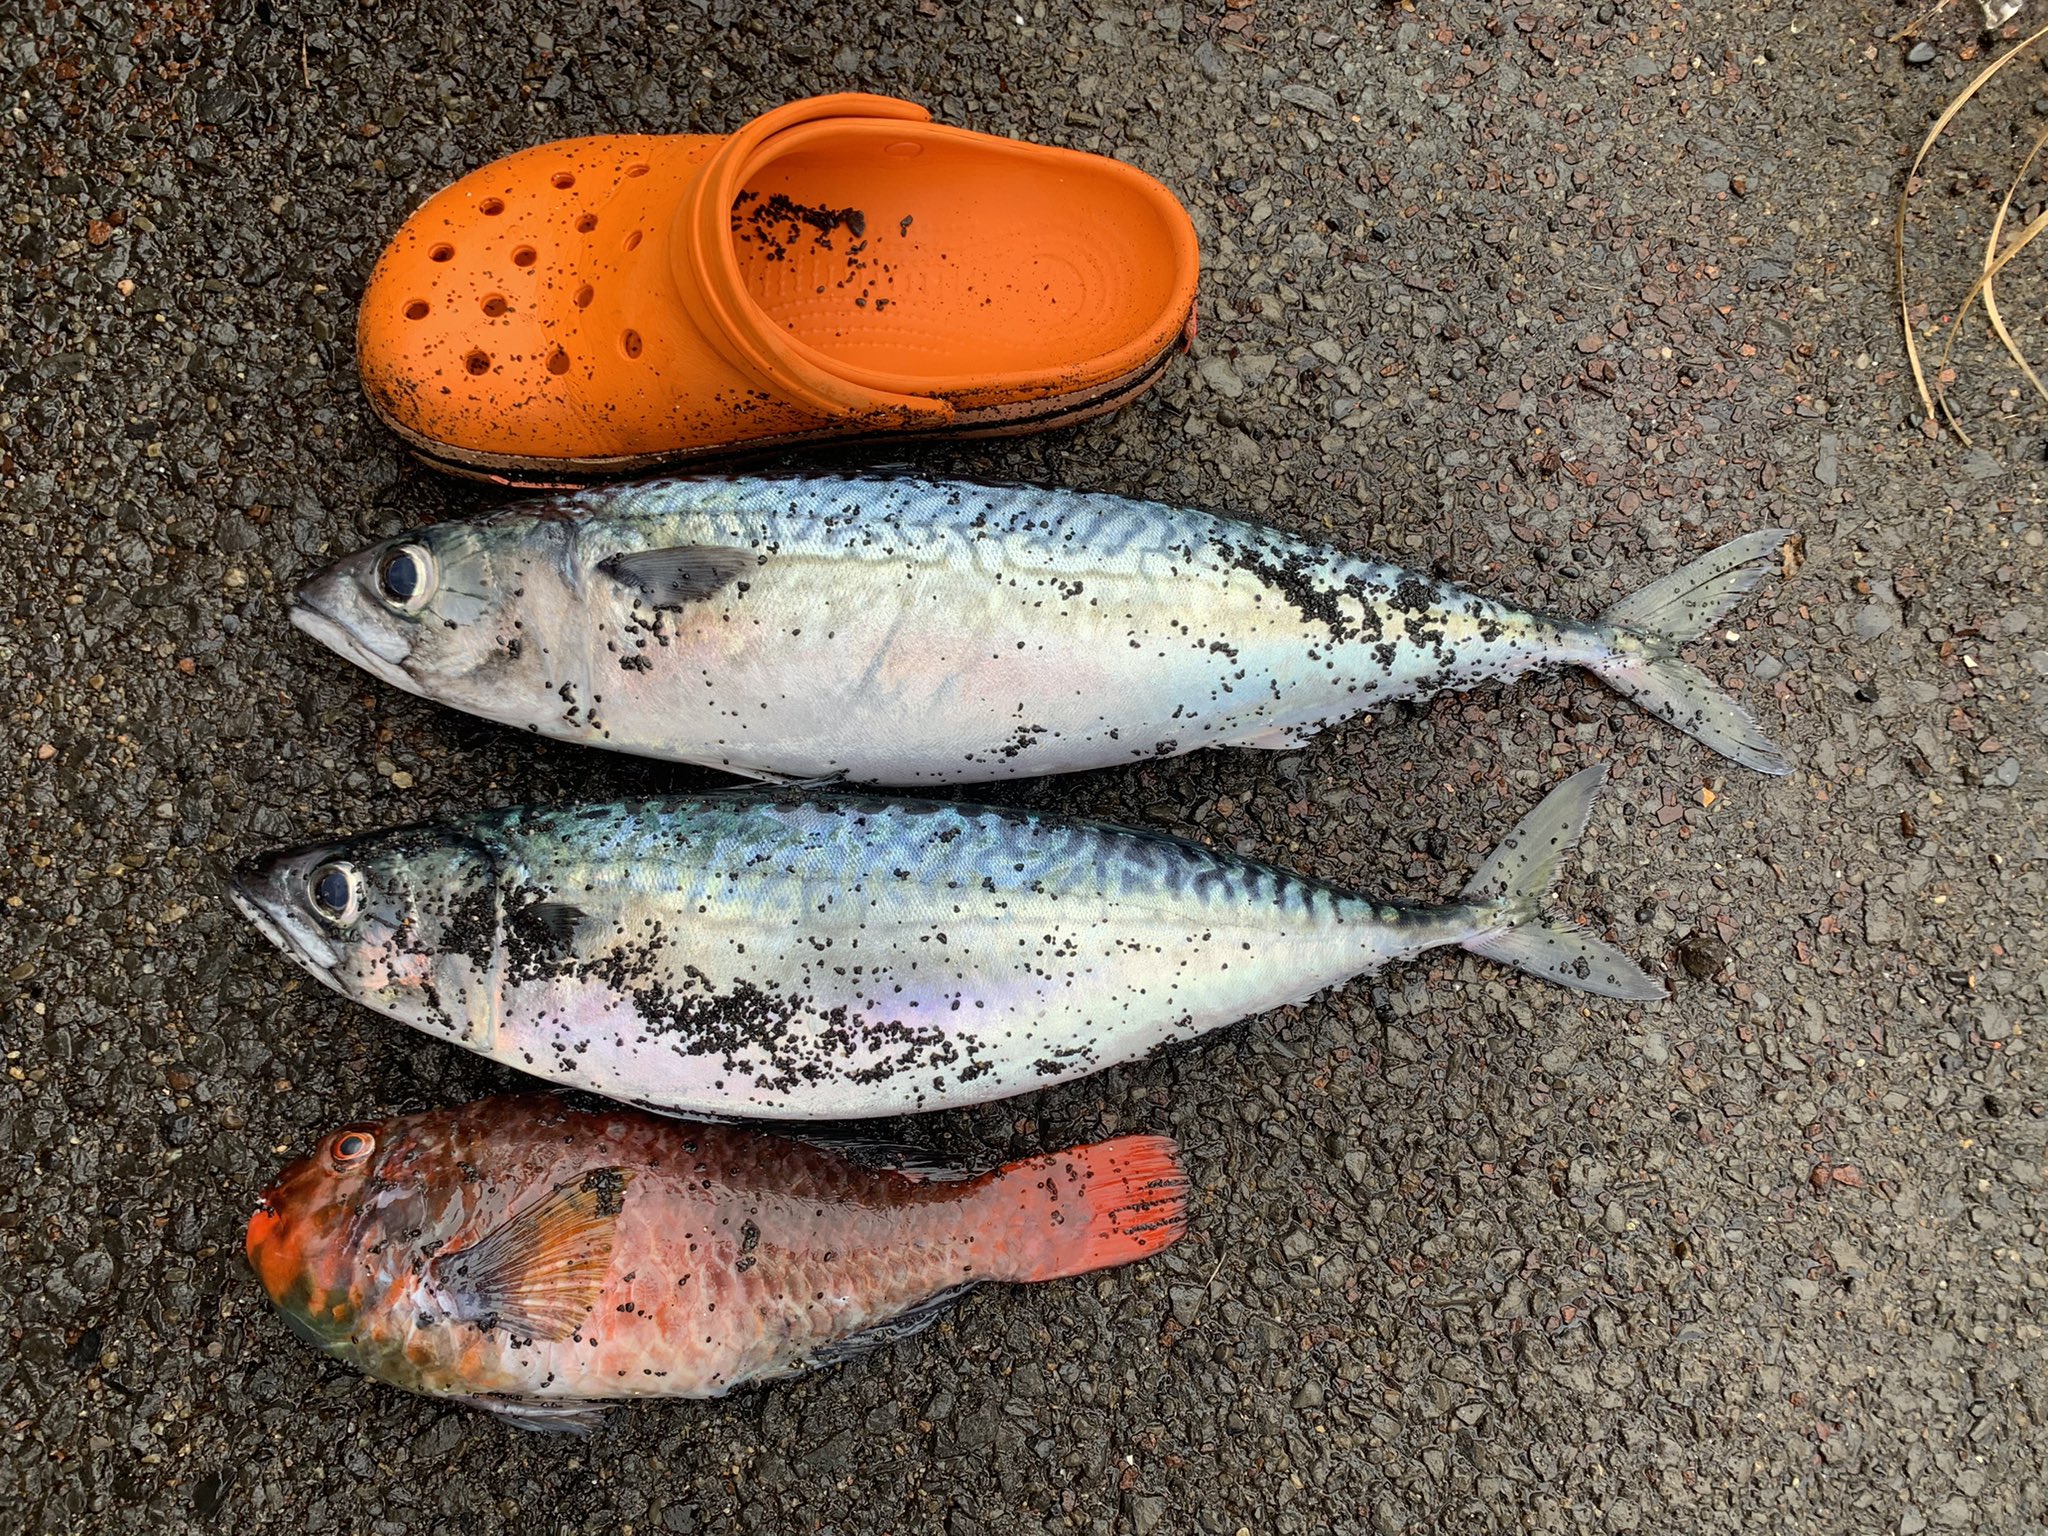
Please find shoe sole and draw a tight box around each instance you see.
[366,322,1193,490]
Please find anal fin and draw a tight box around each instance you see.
[741,768,850,790]
[472,1397,610,1435]
[809,1284,975,1369]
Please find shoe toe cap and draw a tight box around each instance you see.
[357,139,700,462]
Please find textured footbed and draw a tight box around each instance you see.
[732,132,1190,389]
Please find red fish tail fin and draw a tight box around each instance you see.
[987,1134,1189,1283]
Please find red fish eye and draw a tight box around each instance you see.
[331,1130,376,1168]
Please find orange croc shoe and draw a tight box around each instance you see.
[356,94,1200,481]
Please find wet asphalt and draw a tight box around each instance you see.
[5,1,2046,1532]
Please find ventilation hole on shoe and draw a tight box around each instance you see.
[623,230,643,253]
[547,348,571,376]
[575,213,598,233]
[429,243,454,262]
[574,283,595,309]
[481,294,508,317]
[404,300,429,320]
[480,197,505,216]
[551,171,576,190]
[512,246,537,268]
[624,163,650,178]
[621,329,643,359]
[465,350,491,375]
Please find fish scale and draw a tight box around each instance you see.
[290,473,1791,782]
[232,768,1665,1121]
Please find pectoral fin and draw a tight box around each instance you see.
[509,898,592,957]
[597,545,756,607]
[430,1168,634,1341]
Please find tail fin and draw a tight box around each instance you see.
[1459,765,1667,1001]
[992,1135,1189,1283]
[1589,529,1793,776]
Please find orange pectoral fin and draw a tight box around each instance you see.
[428,1167,634,1341]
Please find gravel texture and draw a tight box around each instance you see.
[5,2,2046,1532]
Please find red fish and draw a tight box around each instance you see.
[245,1095,1189,1430]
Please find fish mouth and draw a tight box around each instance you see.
[290,585,418,694]
[228,858,343,977]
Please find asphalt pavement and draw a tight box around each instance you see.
[4,1,2045,1532]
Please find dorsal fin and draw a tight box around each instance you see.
[429,1168,634,1341]
[597,545,756,607]
[783,1130,975,1182]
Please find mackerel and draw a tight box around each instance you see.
[231,765,1661,1120]
[291,474,1792,783]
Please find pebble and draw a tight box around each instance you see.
[1278,83,1339,119]
[1198,356,1246,398]
[1816,435,1839,487]
[1676,934,1730,979]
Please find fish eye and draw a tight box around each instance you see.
[329,1129,376,1169]
[376,543,436,613]
[308,861,361,925]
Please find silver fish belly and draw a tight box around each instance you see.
[291,475,1789,782]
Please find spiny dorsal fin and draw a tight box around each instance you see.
[430,1168,634,1341]
[597,545,756,607]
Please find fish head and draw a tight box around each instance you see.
[290,518,564,716]
[229,826,506,1046]
[245,1120,389,1357]
[246,1113,458,1377]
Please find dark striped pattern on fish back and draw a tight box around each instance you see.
[482,796,1360,925]
[537,472,1411,599]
